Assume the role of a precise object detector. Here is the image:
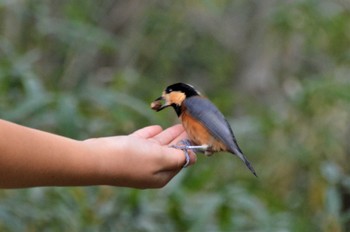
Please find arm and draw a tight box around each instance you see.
[0,120,196,189]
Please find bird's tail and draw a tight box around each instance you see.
[233,148,257,177]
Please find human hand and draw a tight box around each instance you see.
[83,124,196,189]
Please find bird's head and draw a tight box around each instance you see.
[151,83,200,113]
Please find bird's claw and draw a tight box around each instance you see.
[182,149,190,168]
[170,139,193,168]
[171,140,212,167]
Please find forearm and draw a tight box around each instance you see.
[0,120,101,188]
[0,120,194,189]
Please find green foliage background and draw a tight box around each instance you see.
[0,0,349,231]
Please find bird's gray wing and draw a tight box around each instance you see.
[185,97,257,177]
[184,97,240,153]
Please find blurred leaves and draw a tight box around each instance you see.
[0,0,350,231]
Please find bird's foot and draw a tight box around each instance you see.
[170,139,192,168]
[170,139,210,168]
[171,139,209,153]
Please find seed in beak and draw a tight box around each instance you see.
[151,100,163,111]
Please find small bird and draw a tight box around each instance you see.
[151,83,257,177]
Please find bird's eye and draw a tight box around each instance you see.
[168,88,172,92]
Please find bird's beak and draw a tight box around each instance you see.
[151,96,170,112]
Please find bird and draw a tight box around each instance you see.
[150,82,257,177]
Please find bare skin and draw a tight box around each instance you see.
[0,120,196,189]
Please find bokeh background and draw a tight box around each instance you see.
[0,0,349,231]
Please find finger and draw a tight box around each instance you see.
[159,146,197,170]
[149,149,197,188]
[174,148,197,168]
[169,131,188,146]
[182,149,197,167]
[152,124,185,146]
[130,125,163,139]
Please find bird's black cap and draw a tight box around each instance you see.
[165,83,200,98]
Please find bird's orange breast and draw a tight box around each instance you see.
[180,110,227,152]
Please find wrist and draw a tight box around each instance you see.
[79,136,128,186]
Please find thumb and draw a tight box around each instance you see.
[160,146,197,170]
